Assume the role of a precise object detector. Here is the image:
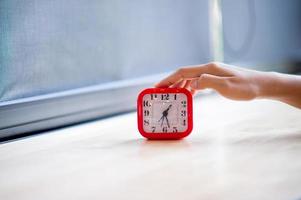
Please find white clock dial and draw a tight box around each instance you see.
[142,93,188,133]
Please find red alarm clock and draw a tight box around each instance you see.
[137,88,193,139]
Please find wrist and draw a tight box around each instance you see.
[256,71,283,99]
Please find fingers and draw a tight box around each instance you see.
[183,80,192,89]
[155,67,202,88]
[190,89,197,96]
[155,62,233,88]
[170,80,186,88]
[170,79,197,96]
[183,80,194,94]
[190,74,229,92]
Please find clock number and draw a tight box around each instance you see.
[181,101,187,107]
[151,126,156,133]
[151,94,157,100]
[161,94,169,100]
[143,100,150,107]
[174,94,177,100]
[173,127,178,132]
[181,110,186,117]
[144,120,149,126]
[162,127,168,133]
[144,110,150,116]
[183,119,186,126]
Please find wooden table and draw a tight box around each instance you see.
[1,94,301,200]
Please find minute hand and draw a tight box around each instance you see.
[162,105,172,116]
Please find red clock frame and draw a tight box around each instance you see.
[137,88,193,139]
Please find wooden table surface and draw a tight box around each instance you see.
[1,94,301,200]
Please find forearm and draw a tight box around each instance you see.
[258,72,301,108]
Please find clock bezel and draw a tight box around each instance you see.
[137,87,193,139]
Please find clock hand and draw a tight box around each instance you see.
[167,104,172,111]
[158,115,164,127]
[159,105,172,127]
[162,105,172,117]
[165,116,170,128]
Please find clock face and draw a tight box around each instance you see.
[142,93,188,133]
[137,88,193,139]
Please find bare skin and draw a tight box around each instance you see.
[155,62,301,109]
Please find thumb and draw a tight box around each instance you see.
[190,74,228,91]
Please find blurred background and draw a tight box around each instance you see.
[1,0,301,139]
[222,0,301,71]
[1,0,211,102]
[1,0,300,102]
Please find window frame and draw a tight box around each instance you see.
[0,74,167,142]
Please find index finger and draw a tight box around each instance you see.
[155,63,233,88]
[154,66,206,88]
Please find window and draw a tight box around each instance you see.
[0,0,211,140]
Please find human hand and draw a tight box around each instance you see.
[155,62,263,101]
[155,62,301,108]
